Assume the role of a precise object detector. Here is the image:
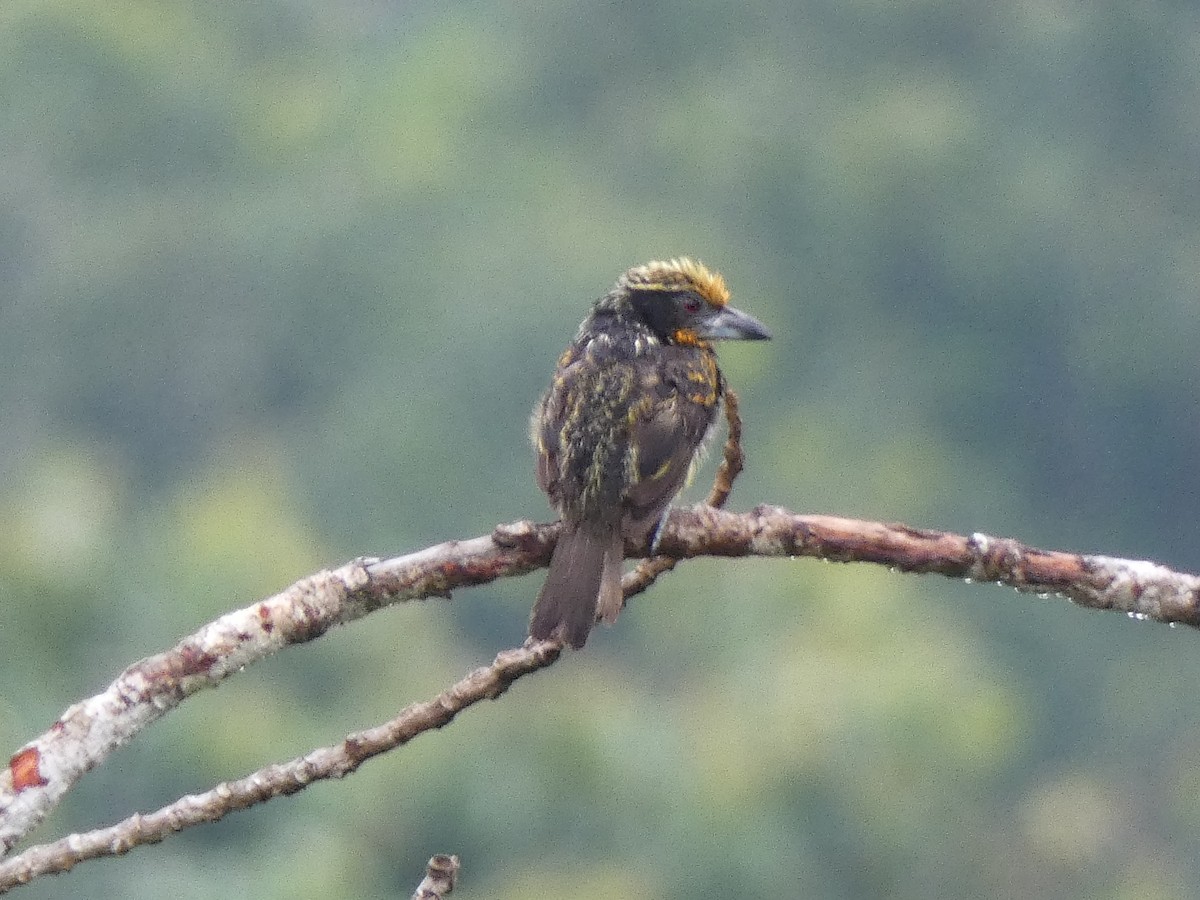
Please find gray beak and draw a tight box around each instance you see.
[702,304,772,341]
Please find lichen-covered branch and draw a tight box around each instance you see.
[0,388,752,887]
[0,646,552,891]
[4,374,1199,890]
[4,504,1198,871]
[2,354,1188,894]
[650,506,1200,629]
[0,389,748,858]
[0,532,559,855]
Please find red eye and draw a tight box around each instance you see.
[682,296,702,313]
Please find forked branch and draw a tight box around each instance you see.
[2,391,1199,890]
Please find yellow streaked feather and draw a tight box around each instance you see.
[620,257,730,308]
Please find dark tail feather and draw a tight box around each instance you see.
[530,524,623,649]
[596,532,624,625]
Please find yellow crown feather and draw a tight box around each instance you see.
[619,257,730,307]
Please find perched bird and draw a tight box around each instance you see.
[529,258,770,648]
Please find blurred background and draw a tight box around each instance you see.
[3,0,1200,897]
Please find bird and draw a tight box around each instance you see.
[529,258,770,649]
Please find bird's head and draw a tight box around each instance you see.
[605,258,771,347]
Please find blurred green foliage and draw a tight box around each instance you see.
[3,0,1200,896]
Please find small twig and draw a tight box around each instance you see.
[622,387,745,601]
[411,854,460,900]
[704,387,744,510]
[0,644,556,892]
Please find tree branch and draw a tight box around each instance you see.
[4,505,1198,880]
[0,527,564,857]
[0,390,755,888]
[3,376,1197,889]
[0,388,750,859]
[0,645,551,891]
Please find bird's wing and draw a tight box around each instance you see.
[536,344,639,515]
[533,345,586,499]
[533,387,561,499]
[623,369,718,535]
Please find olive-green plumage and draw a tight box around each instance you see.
[530,259,770,648]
